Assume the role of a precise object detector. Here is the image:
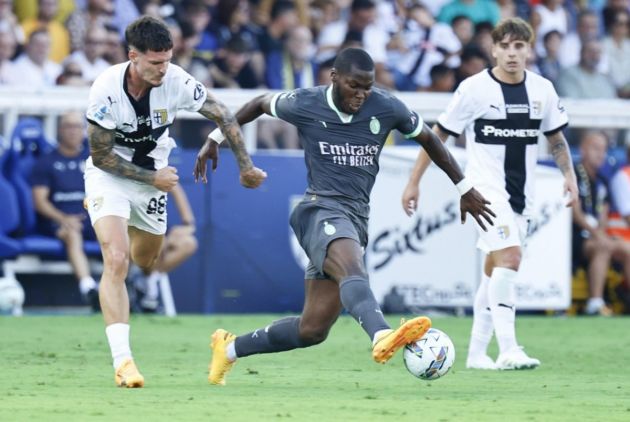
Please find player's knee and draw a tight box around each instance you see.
[299,322,331,346]
[103,247,129,277]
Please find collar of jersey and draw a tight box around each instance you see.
[326,85,353,124]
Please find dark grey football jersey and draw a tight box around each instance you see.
[271,85,423,216]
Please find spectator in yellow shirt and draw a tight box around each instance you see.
[21,0,70,63]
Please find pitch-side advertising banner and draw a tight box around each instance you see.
[366,147,571,310]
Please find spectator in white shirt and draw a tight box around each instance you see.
[11,29,61,88]
[65,25,109,82]
[0,28,19,84]
[602,9,630,97]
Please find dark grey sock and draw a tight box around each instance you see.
[340,275,390,340]
[235,317,308,358]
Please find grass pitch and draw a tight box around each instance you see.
[1,315,629,421]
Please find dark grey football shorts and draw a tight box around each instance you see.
[290,194,368,280]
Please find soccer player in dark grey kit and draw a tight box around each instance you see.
[195,48,495,385]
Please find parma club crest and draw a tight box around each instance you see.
[153,109,168,125]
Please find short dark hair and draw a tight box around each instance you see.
[430,64,453,81]
[333,47,374,74]
[125,16,173,53]
[351,0,375,12]
[491,17,534,44]
[271,0,295,21]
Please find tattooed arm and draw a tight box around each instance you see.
[197,90,254,172]
[88,123,179,191]
[88,123,154,184]
[547,130,578,207]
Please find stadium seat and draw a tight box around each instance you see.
[0,137,22,258]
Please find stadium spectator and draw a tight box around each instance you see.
[0,28,19,84]
[13,0,74,23]
[65,25,110,82]
[66,0,114,53]
[453,44,489,90]
[390,2,461,91]
[608,143,630,241]
[265,25,316,90]
[179,0,218,64]
[30,111,100,310]
[0,0,25,47]
[537,30,563,87]
[437,0,501,26]
[171,20,211,88]
[102,24,126,65]
[403,18,577,370]
[497,0,517,20]
[56,59,89,86]
[471,21,495,62]
[135,183,198,313]
[20,0,70,63]
[451,14,475,47]
[530,0,569,57]
[257,0,299,57]
[423,63,456,92]
[11,29,62,88]
[198,47,493,386]
[559,10,607,71]
[602,9,630,98]
[84,16,265,387]
[308,0,341,39]
[209,34,260,88]
[556,39,617,99]
[572,131,630,316]
[316,0,393,88]
[602,0,630,31]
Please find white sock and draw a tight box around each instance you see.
[105,323,132,369]
[488,267,518,354]
[79,276,97,295]
[586,297,605,314]
[145,271,161,300]
[372,329,392,346]
[468,273,494,358]
[226,341,237,362]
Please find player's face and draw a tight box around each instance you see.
[130,48,172,87]
[331,67,374,114]
[492,36,530,76]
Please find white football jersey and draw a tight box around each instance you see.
[438,69,568,216]
[86,62,207,171]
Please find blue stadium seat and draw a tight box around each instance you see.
[0,137,22,258]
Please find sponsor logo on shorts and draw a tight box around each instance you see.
[324,221,336,236]
[86,196,104,212]
[497,225,510,240]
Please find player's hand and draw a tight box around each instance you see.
[460,188,496,231]
[194,139,220,183]
[153,166,179,192]
[240,166,267,188]
[564,178,579,208]
[402,183,420,216]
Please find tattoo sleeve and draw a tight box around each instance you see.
[198,92,253,171]
[547,131,574,177]
[87,123,155,184]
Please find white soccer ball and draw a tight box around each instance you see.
[0,277,25,315]
[403,328,455,380]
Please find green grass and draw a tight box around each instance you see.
[1,315,629,421]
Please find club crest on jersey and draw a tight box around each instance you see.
[153,109,168,125]
[497,225,510,240]
[369,116,380,134]
[324,221,336,236]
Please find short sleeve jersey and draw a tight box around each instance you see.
[86,62,207,171]
[438,69,568,216]
[30,147,90,215]
[270,85,423,216]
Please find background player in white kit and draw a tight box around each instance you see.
[402,18,578,370]
[84,16,266,387]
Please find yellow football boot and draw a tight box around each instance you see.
[208,329,236,385]
[114,358,145,388]
[372,316,432,364]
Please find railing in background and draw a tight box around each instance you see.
[1,86,629,156]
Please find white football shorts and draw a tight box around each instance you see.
[475,196,529,253]
[84,165,168,235]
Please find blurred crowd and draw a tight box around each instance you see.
[0,0,629,100]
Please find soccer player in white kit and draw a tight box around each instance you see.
[402,18,578,370]
[84,16,266,387]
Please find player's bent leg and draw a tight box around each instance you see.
[128,226,164,273]
[208,279,342,385]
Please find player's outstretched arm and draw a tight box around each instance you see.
[402,124,450,216]
[413,124,495,230]
[88,123,179,192]
[547,130,578,207]
[196,91,267,188]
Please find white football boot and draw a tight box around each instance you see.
[495,346,540,370]
[466,354,498,370]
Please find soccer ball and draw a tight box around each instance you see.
[403,328,455,380]
[0,277,25,315]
